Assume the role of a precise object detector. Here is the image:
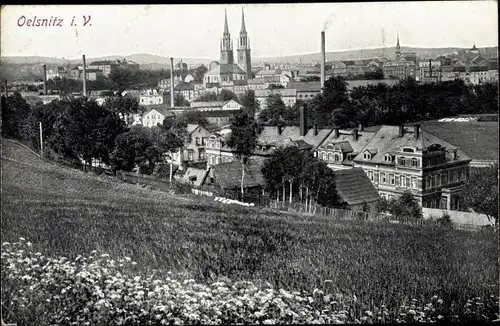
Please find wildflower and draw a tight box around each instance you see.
[19,237,26,241]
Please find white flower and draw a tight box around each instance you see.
[19,237,26,241]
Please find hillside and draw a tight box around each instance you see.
[1,137,497,314]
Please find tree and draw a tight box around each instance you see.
[174,94,190,107]
[258,93,286,126]
[1,92,31,140]
[218,89,238,102]
[103,95,144,124]
[388,191,423,220]
[226,112,261,198]
[459,165,499,226]
[239,90,260,117]
[300,76,320,82]
[177,110,210,129]
[269,84,285,89]
[193,92,218,102]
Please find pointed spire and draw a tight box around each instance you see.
[224,9,229,34]
[397,31,400,48]
[241,7,247,33]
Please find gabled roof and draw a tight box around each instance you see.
[318,129,376,155]
[205,63,247,76]
[145,107,176,118]
[180,167,209,187]
[256,126,332,150]
[191,101,225,108]
[353,125,471,164]
[210,161,265,190]
[286,81,321,92]
[254,89,297,97]
[334,168,380,206]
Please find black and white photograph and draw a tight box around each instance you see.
[1,2,499,325]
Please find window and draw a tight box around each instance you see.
[401,175,407,187]
[412,177,418,189]
[448,170,453,182]
[322,152,327,161]
[443,172,448,185]
[399,157,405,166]
[188,151,193,161]
[412,158,418,167]
[328,153,334,162]
[202,138,207,146]
[368,171,374,181]
[453,170,458,182]
[436,173,441,186]
[384,154,392,163]
[195,137,200,146]
[334,154,341,162]
[390,174,395,185]
[364,152,371,160]
[381,173,386,184]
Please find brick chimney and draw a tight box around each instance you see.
[42,65,47,95]
[313,124,318,136]
[353,128,359,141]
[333,127,340,138]
[277,125,283,135]
[320,31,326,92]
[299,105,307,137]
[414,124,420,139]
[398,125,404,137]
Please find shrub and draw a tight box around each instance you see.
[2,239,498,325]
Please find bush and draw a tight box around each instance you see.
[2,239,498,324]
[152,162,172,180]
[439,213,453,228]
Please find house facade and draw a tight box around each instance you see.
[254,89,297,110]
[171,124,213,165]
[352,125,471,210]
[142,107,175,128]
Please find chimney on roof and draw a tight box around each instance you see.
[414,124,420,139]
[333,127,340,138]
[398,125,404,137]
[299,105,307,137]
[353,128,359,141]
[277,125,283,135]
[42,65,47,95]
[313,124,318,136]
[82,55,87,98]
[358,123,364,132]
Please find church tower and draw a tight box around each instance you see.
[395,32,401,59]
[220,9,234,65]
[237,7,252,79]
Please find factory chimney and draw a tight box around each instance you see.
[82,55,87,98]
[170,58,175,108]
[321,31,326,92]
[42,65,47,95]
[299,105,307,137]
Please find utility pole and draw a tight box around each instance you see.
[39,121,43,155]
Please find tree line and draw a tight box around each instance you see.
[1,93,187,175]
[258,76,499,128]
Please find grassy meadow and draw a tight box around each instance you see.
[1,138,498,314]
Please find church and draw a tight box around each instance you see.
[204,8,252,86]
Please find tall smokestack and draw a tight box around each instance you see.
[170,58,175,108]
[42,65,47,95]
[321,31,326,92]
[299,105,307,137]
[429,59,432,80]
[82,55,87,98]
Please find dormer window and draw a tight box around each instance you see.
[384,154,393,163]
[334,153,341,162]
[402,147,415,153]
[411,158,419,167]
[399,157,406,166]
[363,152,371,160]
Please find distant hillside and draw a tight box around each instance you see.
[2,45,497,80]
[254,46,499,64]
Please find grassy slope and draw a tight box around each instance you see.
[1,138,497,309]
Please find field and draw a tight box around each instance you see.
[1,138,498,316]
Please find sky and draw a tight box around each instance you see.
[1,2,498,60]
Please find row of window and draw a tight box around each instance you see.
[194,137,208,146]
[207,155,233,165]
[368,171,420,189]
[425,167,467,189]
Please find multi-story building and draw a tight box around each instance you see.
[170,124,213,165]
[139,89,165,105]
[469,66,489,85]
[47,66,69,80]
[254,89,297,110]
[417,60,442,83]
[142,107,175,128]
[382,34,417,80]
[190,99,242,111]
[351,125,471,210]
[286,81,321,100]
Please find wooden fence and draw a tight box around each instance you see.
[268,200,373,221]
